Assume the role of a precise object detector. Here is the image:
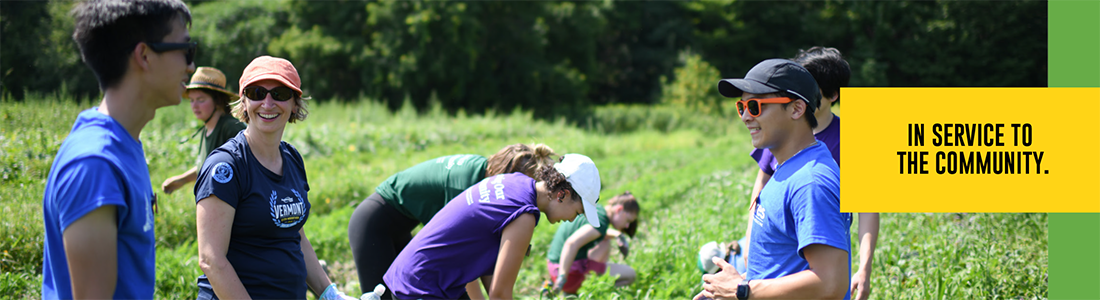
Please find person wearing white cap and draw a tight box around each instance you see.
[384,153,603,300]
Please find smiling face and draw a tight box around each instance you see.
[741,92,790,150]
[244,79,297,134]
[187,89,216,121]
[148,16,194,109]
[544,190,586,224]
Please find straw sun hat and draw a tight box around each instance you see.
[183,67,240,101]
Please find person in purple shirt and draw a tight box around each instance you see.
[384,154,603,300]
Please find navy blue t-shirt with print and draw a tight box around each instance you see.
[194,132,311,299]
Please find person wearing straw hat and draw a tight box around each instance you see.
[384,153,603,300]
[161,67,246,195]
[194,56,354,300]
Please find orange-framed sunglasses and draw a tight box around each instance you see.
[736,97,794,118]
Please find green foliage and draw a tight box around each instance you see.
[4,0,1045,115]
[581,104,734,136]
[687,0,1047,87]
[188,0,294,89]
[660,50,726,116]
[0,0,50,98]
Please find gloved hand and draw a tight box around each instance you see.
[320,283,357,300]
[617,235,631,258]
[552,275,567,294]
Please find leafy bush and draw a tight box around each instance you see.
[660,51,726,116]
[188,0,294,86]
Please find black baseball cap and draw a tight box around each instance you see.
[718,59,821,109]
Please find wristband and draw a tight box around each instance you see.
[736,279,751,300]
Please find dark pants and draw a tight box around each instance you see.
[347,192,420,300]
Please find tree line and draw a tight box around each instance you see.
[1,0,1046,116]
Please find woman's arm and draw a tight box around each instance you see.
[302,229,355,299]
[556,225,601,284]
[488,213,537,299]
[300,228,334,297]
[197,195,251,299]
[464,280,485,300]
[162,166,198,194]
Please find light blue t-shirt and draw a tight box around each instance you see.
[747,142,850,300]
[42,108,157,299]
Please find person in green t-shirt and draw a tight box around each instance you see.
[348,143,558,298]
[162,67,247,194]
[545,191,642,295]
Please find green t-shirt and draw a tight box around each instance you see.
[547,205,610,263]
[375,154,489,223]
[196,114,247,168]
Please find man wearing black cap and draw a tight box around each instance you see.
[694,59,849,300]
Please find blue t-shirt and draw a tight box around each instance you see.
[752,114,840,174]
[42,108,156,299]
[384,173,540,299]
[195,132,311,299]
[747,142,850,300]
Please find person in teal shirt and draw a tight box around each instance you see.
[348,143,558,298]
[162,66,246,194]
[545,191,641,295]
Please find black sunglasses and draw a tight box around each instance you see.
[243,86,297,101]
[147,41,197,65]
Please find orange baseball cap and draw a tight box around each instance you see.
[238,56,302,97]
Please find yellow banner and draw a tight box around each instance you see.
[841,88,1100,212]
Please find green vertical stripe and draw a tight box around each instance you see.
[1048,1,1100,299]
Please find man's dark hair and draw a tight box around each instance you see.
[71,0,192,90]
[792,46,850,106]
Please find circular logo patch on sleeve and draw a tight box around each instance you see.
[212,162,233,184]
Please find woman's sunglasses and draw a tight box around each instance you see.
[243,86,296,101]
[147,41,197,65]
[736,97,794,118]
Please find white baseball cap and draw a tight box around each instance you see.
[554,154,601,227]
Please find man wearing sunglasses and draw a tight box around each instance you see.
[693,59,849,300]
[42,0,195,299]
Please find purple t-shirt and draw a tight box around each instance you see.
[384,173,540,299]
[751,114,840,174]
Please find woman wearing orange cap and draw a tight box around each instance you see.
[162,67,246,195]
[193,56,353,300]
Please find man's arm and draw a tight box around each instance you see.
[699,244,849,300]
[740,169,771,267]
[63,205,118,299]
[748,244,849,299]
[851,213,880,300]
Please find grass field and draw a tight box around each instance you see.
[1,95,1046,299]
